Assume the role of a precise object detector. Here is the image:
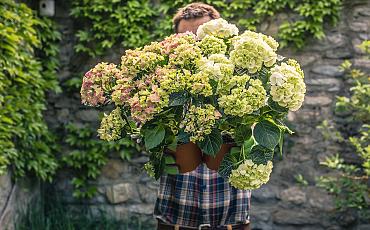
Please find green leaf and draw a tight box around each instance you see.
[243,137,256,158]
[164,165,179,175]
[169,92,187,106]
[150,152,165,180]
[268,98,288,113]
[218,149,240,178]
[253,120,281,150]
[177,130,190,144]
[143,125,165,150]
[250,145,274,165]
[165,155,176,164]
[234,125,252,145]
[198,129,222,157]
[278,131,284,158]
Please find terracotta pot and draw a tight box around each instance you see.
[166,142,202,173]
[203,143,235,171]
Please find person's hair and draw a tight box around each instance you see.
[172,2,221,33]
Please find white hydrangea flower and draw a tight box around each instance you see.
[228,160,273,190]
[197,18,239,40]
[230,35,277,73]
[269,60,306,111]
[239,30,279,51]
[197,54,234,80]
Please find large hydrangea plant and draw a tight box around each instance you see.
[80,18,306,190]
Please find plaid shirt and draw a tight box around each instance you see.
[154,163,251,228]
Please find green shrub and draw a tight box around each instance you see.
[0,0,60,182]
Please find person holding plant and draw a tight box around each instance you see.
[81,1,306,228]
[153,3,252,230]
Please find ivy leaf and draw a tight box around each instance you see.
[198,129,222,157]
[218,149,240,178]
[250,145,274,165]
[143,125,165,150]
[234,125,252,145]
[169,92,187,106]
[253,120,281,150]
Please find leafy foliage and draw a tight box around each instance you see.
[0,0,60,181]
[71,0,343,57]
[316,40,370,215]
[70,0,156,57]
[198,129,223,156]
[61,123,139,198]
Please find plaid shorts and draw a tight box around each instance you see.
[154,163,251,228]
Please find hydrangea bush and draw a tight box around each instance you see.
[80,18,306,190]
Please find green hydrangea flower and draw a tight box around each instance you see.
[180,104,221,143]
[156,67,189,94]
[169,43,202,69]
[218,78,266,116]
[270,60,306,111]
[121,49,164,76]
[197,35,227,56]
[217,74,250,95]
[229,160,273,190]
[143,162,155,178]
[98,107,125,141]
[188,72,213,97]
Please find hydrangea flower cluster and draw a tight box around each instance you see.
[197,54,234,80]
[228,160,273,190]
[218,78,267,116]
[169,43,202,68]
[98,107,125,141]
[230,31,278,73]
[270,60,306,111]
[180,104,221,142]
[197,35,227,56]
[81,18,306,188]
[197,18,239,40]
[81,62,122,106]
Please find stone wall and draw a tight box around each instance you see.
[39,0,370,229]
[0,171,40,230]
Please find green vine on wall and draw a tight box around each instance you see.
[61,123,140,198]
[71,0,343,57]
[0,0,61,182]
[317,41,370,217]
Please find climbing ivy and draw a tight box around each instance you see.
[0,0,61,181]
[71,0,343,57]
[61,123,140,198]
[317,41,370,217]
[70,0,156,57]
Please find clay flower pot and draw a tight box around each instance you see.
[203,143,235,171]
[166,142,202,173]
